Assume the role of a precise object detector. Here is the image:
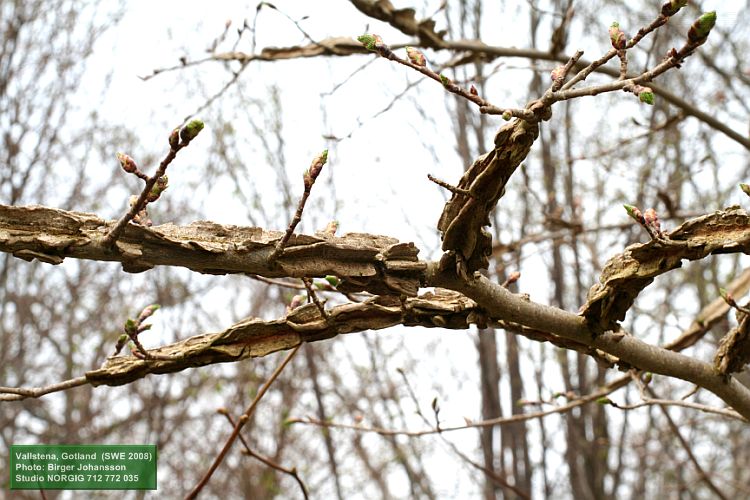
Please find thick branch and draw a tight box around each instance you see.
[581,206,750,330]
[427,267,750,420]
[0,204,423,296]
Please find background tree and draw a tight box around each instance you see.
[2,1,750,498]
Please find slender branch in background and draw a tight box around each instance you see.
[639,379,731,500]
[102,120,205,248]
[396,369,530,499]
[605,396,744,421]
[288,375,630,437]
[217,408,309,500]
[269,150,328,263]
[187,345,301,499]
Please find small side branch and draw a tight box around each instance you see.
[427,174,471,196]
[102,120,205,248]
[269,150,328,263]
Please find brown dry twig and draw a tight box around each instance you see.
[217,408,309,500]
[187,345,301,499]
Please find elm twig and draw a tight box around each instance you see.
[269,150,328,263]
[187,344,301,499]
[103,120,205,248]
[217,408,309,500]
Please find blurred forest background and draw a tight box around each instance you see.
[1,0,749,498]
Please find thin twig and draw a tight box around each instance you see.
[218,409,309,500]
[427,174,471,196]
[186,345,301,499]
[397,369,530,499]
[269,151,328,263]
[0,377,89,402]
[103,122,204,248]
[608,396,744,421]
[302,278,330,320]
[288,375,631,436]
[645,385,731,500]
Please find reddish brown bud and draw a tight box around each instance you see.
[609,22,627,50]
[117,152,138,174]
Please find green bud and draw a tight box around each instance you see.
[661,0,687,17]
[179,119,205,143]
[740,183,750,197]
[124,318,137,334]
[623,204,644,223]
[502,111,512,121]
[439,74,450,87]
[688,11,716,43]
[357,34,383,51]
[324,275,339,287]
[639,91,654,105]
[596,397,613,405]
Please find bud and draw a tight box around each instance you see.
[719,288,736,307]
[179,119,205,143]
[136,323,153,334]
[609,22,627,50]
[137,304,161,323]
[688,11,716,43]
[124,318,137,334]
[502,111,512,121]
[169,128,180,149]
[322,220,339,236]
[623,204,644,223]
[550,66,565,81]
[439,74,450,87]
[147,176,168,202]
[638,89,654,105]
[469,84,478,96]
[741,183,750,197]
[644,208,661,233]
[324,275,339,287]
[506,271,521,285]
[661,0,687,17]
[288,294,305,312]
[117,152,138,173]
[357,34,383,52]
[596,397,613,405]
[304,149,328,189]
[405,46,426,67]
